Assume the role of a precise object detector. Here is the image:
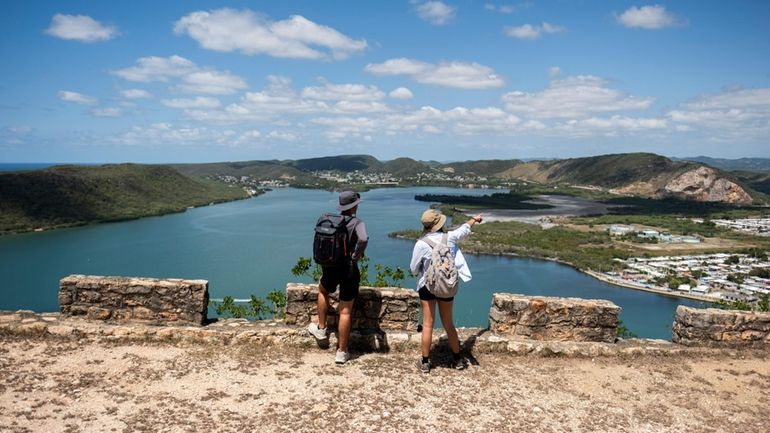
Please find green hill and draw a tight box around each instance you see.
[381,157,433,176]
[681,156,770,172]
[288,155,382,172]
[439,159,522,177]
[0,164,248,234]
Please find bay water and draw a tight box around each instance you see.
[0,187,699,339]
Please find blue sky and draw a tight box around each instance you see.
[1,1,769,163]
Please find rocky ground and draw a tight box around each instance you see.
[1,336,768,433]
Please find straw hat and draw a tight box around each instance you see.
[421,209,446,232]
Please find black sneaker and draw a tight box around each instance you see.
[452,357,468,371]
[415,359,430,374]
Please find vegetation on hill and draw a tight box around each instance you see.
[288,154,382,172]
[501,153,693,187]
[681,156,770,172]
[0,164,248,234]
[439,159,522,177]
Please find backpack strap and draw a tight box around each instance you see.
[441,233,448,246]
[421,235,437,249]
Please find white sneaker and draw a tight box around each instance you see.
[335,350,350,364]
[307,322,328,340]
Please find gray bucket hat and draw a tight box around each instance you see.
[337,191,361,211]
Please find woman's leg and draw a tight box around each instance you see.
[420,299,437,358]
[437,300,460,354]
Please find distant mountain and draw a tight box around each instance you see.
[170,153,763,204]
[172,160,308,181]
[679,156,770,172]
[381,157,432,176]
[498,153,757,204]
[288,154,382,172]
[0,164,247,234]
[439,159,522,177]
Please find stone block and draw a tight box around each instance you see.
[59,275,209,326]
[285,283,419,331]
[489,293,620,343]
[672,306,770,346]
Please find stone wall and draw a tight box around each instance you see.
[59,275,208,325]
[285,283,419,331]
[672,306,770,346]
[489,293,621,343]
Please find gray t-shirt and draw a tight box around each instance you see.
[346,217,368,261]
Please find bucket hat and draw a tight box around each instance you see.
[421,209,446,232]
[337,191,362,211]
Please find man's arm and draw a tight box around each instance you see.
[351,221,368,261]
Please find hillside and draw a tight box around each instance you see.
[0,164,248,234]
[681,156,770,172]
[439,159,522,177]
[498,153,757,204]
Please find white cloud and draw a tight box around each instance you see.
[365,58,504,89]
[268,130,299,141]
[551,116,667,138]
[667,87,770,139]
[484,3,517,14]
[120,89,153,99]
[301,82,385,102]
[115,122,239,146]
[505,22,565,39]
[389,87,414,99]
[502,75,654,118]
[58,90,97,105]
[232,130,262,145]
[548,66,561,78]
[112,55,248,95]
[617,5,677,29]
[161,97,222,109]
[111,55,196,82]
[174,9,367,60]
[416,1,456,25]
[45,14,118,42]
[176,70,248,95]
[91,107,122,117]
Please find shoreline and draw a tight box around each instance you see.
[582,270,714,303]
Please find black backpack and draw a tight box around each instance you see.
[313,214,357,267]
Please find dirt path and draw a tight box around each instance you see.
[1,337,768,433]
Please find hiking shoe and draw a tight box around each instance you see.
[307,322,328,341]
[335,350,350,364]
[416,359,430,374]
[452,356,468,371]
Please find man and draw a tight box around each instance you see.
[307,191,368,364]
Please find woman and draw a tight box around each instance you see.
[409,208,482,373]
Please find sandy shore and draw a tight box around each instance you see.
[1,336,768,433]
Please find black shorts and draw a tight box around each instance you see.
[320,263,360,302]
[418,286,454,302]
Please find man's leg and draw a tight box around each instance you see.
[337,300,354,353]
[317,283,330,330]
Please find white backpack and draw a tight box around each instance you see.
[422,233,459,298]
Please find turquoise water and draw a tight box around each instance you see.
[0,187,700,339]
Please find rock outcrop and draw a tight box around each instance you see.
[660,166,753,204]
[672,305,770,345]
[488,294,621,343]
